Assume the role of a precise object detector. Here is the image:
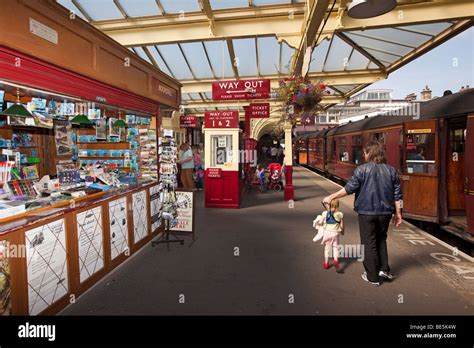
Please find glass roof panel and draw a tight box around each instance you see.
[57,0,88,21]
[159,0,200,14]
[156,44,194,80]
[179,42,214,79]
[348,28,429,48]
[253,0,291,5]
[210,0,248,10]
[309,38,330,72]
[324,35,352,71]
[232,38,258,77]
[398,22,452,36]
[132,47,152,64]
[345,33,412,57]
[181,94,191,101]
[118,0,161,17]
[280,41,294,74]
[258,37,280,75]
[145,46,173,77]
[203,92,213,99]
[332,84,359,93]
[367,62,379,69]
[188,93,203,100]
[75,0,124,21]
[363,48,399,65]
[345,49,370,70]
[203,40,234,78]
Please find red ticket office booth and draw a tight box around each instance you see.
[204,111,242,208]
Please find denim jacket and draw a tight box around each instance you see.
[344,162,402,215]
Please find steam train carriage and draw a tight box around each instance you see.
[298,88,474,238]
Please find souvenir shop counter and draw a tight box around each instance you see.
[0,179,163,315]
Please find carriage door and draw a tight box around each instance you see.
[401,120,439,221]
[466,114,474,235]
[447,117,466,215]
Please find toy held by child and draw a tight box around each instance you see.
[315,199,344,273]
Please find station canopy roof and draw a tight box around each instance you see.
[56,0,473,116]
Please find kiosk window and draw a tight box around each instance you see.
[405,133,436,174]
[211,135,232,166]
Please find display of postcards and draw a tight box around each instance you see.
[22,165,39,180]
[78,150,88,157]
[159,154,175,163]
[20,154,28,164]
[57,161,80,184]
[119,128,127,142]
[54,121,73,156]
[31,98,47,111]
[60,102,75,116]
[96,118,107,140]
[108,117,120,137]
[126,115,135,125]
[139,128,148,135]
[107,136,120,142]
[88,109,101,120]
[159,163,177,175]
[139,136,149,142]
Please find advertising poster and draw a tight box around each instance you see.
[133,190,149,243]
[0,240,11,316]
[171,191,194,233]
[76,207,104,283]
[109,197,129,260]
[26,219,68,315]
[150,185,162,233]
[96,118,107,140]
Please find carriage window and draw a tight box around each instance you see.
[352,135,363,165]
[339,137,348,161]
[405,132,436,174]
[371,132,386,144]
[450,128,465,153]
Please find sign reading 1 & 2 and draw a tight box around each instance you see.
[204,110,239,128]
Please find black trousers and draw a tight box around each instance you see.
[358,214,392,282]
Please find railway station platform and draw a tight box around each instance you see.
[60,166,474,316]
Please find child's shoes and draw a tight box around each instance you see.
[323,262,329,269]
[333,260,343,273]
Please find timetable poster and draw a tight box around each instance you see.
[150,185,162,233]
[0,240,11,316]
[76,207,104,283]
[26,219,68,315]
[109,197,129,260]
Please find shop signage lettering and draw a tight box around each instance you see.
[204,111,239,128]
[212,79,270,100]
[249,103,270,118]
[207,168,222,178]
[180,116,197,128]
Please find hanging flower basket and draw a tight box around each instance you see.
[277,75,329,119]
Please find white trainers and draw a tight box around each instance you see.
[361,272,380,286]
[379,271,397,280]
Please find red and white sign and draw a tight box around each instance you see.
[212,79,271,101]
[207,168,222,178]
[301,113,315,126]
[249,103,270,118]
[204,110,239,128]
[180,116,197,128]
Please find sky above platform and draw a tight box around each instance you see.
[363,27,474,99]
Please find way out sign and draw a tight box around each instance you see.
[204,110,239,128]
[249,103,270,118]
[212,79,270,100]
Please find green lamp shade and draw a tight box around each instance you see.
[0,103,34,118]
[71,114,92,125]
[114,119,127,128]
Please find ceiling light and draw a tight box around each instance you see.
[347,0,397,19]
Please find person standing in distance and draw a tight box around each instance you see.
[323,141,402,286]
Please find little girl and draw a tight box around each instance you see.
[318,199,344,273]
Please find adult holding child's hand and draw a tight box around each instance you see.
[323,141,403,286]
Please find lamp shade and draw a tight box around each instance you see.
[0,103,34,118]
[71,114,92,126]
[347,0,397,19]
[114,119,127,128]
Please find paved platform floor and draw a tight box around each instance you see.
[61,166,474,315]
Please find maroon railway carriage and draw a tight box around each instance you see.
[322,115,413,181]
[297,88,473,238]
[401,88,474,237]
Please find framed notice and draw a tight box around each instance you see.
[170,191,194,236]
[26,219,68,315]
[108,197,129,260]
[76,206,104,283]
[150,185,162,233]
[133,190,149,243]
[0,240,11,316]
